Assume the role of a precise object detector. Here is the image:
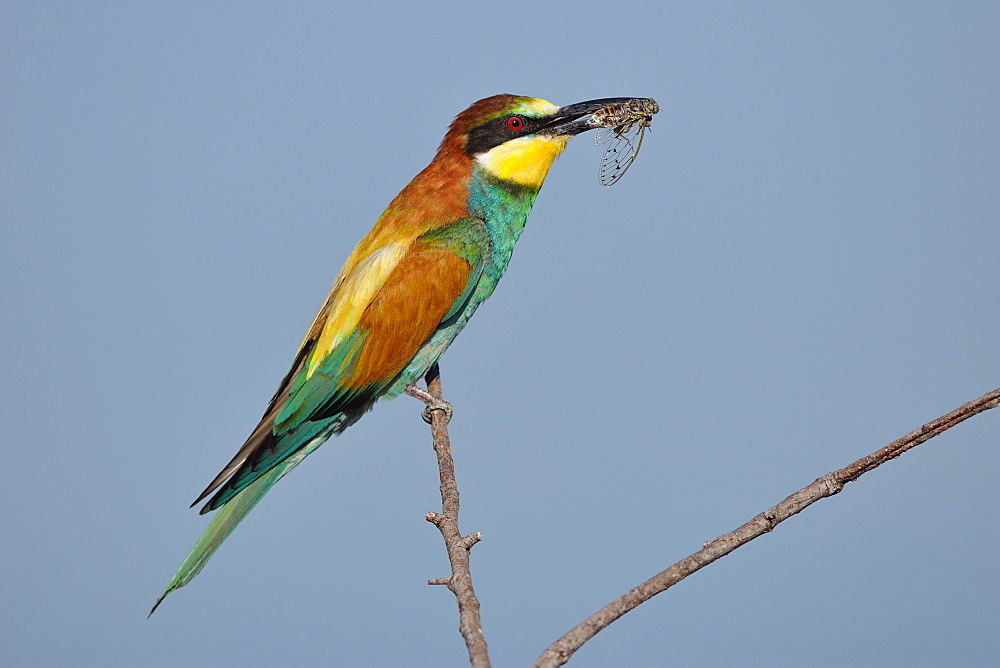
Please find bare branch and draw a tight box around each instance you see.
[533,387,1000,667]
[409,364,491,668]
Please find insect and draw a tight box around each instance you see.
[588,98,659,187]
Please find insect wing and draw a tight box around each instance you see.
[594,123,621,146]
[598,121,647,187]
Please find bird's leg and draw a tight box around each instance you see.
[405,383,453,424]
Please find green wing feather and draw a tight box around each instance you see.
[201,330,376,512]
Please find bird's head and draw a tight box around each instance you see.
[438,94,645,189]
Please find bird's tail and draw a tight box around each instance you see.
[149,441,321,616]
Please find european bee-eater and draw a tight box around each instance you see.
[152,94,657,614]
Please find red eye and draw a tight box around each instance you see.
[506,116,524,131]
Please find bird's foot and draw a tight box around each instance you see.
[404,384,453,424]
[421,402,452,424]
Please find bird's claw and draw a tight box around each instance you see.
[404,383,453,425]
[421,399,453,424]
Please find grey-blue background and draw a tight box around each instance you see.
[3,2,997,666]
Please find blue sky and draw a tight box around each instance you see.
[2,2,998,666]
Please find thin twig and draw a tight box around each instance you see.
[533,387,1000,667]
[417,363,491,667]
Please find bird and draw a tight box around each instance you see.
[151,94,651,615]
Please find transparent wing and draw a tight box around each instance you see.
[598,121,647,187]
[594,123,621,146]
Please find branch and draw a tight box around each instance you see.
[409,364,491,667]
[533,387,1000,667]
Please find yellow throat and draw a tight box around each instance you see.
[475,134,571,188]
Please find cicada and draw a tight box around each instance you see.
[588,98,659,187]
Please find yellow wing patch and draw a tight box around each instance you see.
[307,241,411,377]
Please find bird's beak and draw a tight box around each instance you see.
[538,98,650,136]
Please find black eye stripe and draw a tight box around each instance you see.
[466,115,540,156]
